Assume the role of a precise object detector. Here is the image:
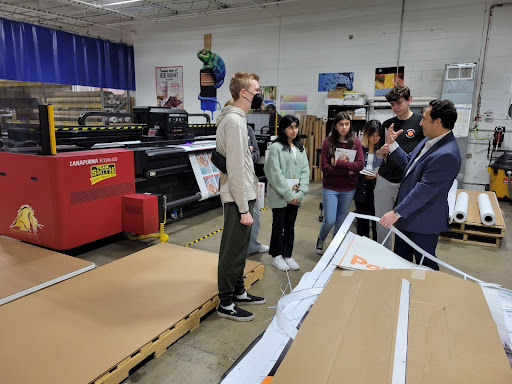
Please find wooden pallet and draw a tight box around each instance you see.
[440,189,506,248]
[92,264,265,384]
[440,230,502,248]
[447,221,505,237]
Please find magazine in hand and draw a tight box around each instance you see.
[360,168,377,177]
[335,148,356,163]
[287,179,300,193]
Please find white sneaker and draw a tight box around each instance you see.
[284,257,300,270]
[271,255,290,271]
[257,244,269,253]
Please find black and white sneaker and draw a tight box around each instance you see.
[217,305,255,322]
[234,293,266,305]
[316,239,324,255]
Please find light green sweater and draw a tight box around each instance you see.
[264,142,310,208]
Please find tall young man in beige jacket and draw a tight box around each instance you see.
[216,72,266,321]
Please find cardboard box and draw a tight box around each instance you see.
[327,87,347,98]
[272,270,512,384]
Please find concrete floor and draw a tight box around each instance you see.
[77,182,512,384]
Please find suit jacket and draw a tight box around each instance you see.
[389,131,461,235]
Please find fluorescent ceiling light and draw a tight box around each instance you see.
[104,0,142,6]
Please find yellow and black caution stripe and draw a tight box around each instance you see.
[55,125,144,132]
[184,206,269,248]
[185,228,223,247]
[188,124,216,128]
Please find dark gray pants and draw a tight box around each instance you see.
[218,200,255,307]
[374,176,400,249]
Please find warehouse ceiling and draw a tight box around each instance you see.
[0,0,307,42]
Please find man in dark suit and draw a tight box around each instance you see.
[379,100,461,270]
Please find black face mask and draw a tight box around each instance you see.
[246,90,263,110]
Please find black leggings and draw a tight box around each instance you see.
[269,204,299,258]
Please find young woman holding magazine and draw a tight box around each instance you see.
[354,120,384,240]
[315,112,364,255]
[264,115,310,271]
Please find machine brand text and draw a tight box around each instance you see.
[70,158,99,167]
[90,163,117,185]
[70,157,118,167]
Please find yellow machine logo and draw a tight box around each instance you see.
[10,205,44,233]
[90,163,117,185]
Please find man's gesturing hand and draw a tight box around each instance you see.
[386,123,404,145]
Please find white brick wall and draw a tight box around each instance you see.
[134,0,512,187]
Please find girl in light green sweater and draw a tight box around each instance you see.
[264,115,310,271]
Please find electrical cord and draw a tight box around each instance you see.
[472,124,488,141]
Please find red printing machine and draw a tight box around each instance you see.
[0,105,218,250]
[0,149,158,249]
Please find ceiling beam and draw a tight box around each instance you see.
[104,0,296,26]
[63,0,149,21]
[0,1,127,33]
[143,1,184,16]
[152,0,201,15]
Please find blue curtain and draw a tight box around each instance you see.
[0,18,135,90]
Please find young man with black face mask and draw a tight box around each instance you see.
[246,89,264,111]
[215,72,266,322]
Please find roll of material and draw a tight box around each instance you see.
[447,180,458,223]
[477,193,496,226]
[454,192,469,223]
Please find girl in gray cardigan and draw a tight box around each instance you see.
[264,115,310,271]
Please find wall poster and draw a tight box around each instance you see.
[375,66,404,96]
[280,94,307,117]
[156,66,184,109]
[318,73,354,92]
[453,104,472,138]
[262,86,277,107]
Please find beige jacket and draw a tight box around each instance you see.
[215,106,259,213]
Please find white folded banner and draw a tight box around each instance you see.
[338,235,429,271]
[454,191,469,223]
[478,193,496,225]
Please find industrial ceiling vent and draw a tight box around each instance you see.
[446,64,475,81]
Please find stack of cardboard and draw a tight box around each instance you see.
[327,85,347,98]
[299,115,327,182]
[272,269,512,384]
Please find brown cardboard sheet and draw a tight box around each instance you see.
[272,270,512,384]
[457,189,505,228]
[0,236,94,305]
[0,242,261,384]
